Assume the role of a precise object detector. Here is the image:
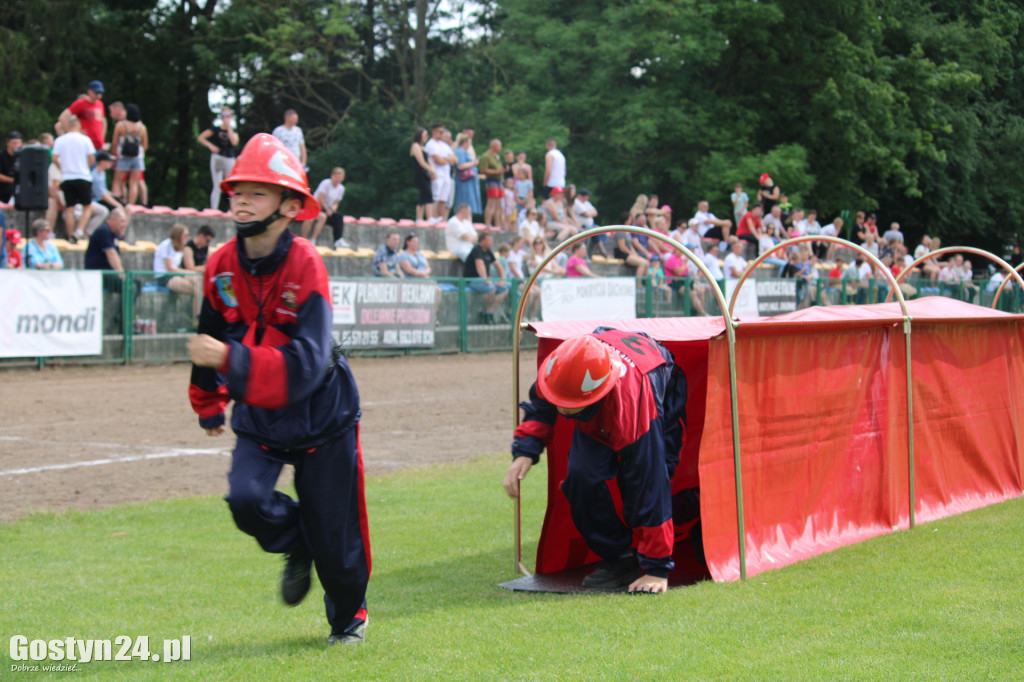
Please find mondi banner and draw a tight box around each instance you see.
[0,270,103,358]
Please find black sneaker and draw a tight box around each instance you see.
[328,617,367,645]
[581,554,643,591]
[281,552,313,606]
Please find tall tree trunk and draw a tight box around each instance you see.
[173,63,192,207]
[414,0,427,117]
[362,0,376,70]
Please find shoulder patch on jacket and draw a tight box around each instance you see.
[215,273,238,308]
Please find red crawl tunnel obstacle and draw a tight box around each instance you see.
[502,228,1024,592]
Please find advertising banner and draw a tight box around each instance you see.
[754,278,798,315]
[329,279,436,349]
[540,277,636,321]
[724,278,759,317]
[0,270,103,357]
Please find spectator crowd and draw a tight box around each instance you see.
[2,93,1018,319]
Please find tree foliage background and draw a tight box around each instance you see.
[3,0,1022,252]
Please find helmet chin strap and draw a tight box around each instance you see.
[235,210,282,239]
[234,191,293,238]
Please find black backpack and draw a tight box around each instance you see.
[120,131,140,157]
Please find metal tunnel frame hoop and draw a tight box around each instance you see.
[993,261,1024,309]
[888,246,1024,310]
[509,226,747,578]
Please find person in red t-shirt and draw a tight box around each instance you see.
[735,204,764,245]
[58,81,107,152]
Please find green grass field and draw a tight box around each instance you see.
[2,456,1023,680]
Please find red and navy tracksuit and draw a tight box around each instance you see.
[189,229,370,633]
[512,328,687,578]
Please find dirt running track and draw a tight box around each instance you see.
[0,352,536,522]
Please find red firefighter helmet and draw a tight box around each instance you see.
[220,133,319,220]
[536,335,624,409]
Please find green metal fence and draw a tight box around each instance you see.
[4,270,1020,369]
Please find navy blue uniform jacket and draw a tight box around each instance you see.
[189,230,359,451]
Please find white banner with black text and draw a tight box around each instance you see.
[540,277,637,322]
[0,270,103,357]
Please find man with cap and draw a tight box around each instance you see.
[187,133,371,645]
[83,150,123,235]
[90,151,122,211]
[58,81,107,152]
[0,131,22,204]
[757,172,780,213]
[504,328,691,594]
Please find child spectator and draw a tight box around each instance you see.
[496,243,512,280]
[731,182,749,225]
[505,236,528,279]
[187,133,371,645]
[5,228,23,268]
[648,257,672,295]
[514,166,534,212]
[503,177,518,231]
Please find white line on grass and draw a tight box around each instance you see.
[0,448,230,477]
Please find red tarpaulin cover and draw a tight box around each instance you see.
[525,298,1024,581]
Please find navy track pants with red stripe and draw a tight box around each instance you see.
[226,427,370,631]
[560,417,675,575]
